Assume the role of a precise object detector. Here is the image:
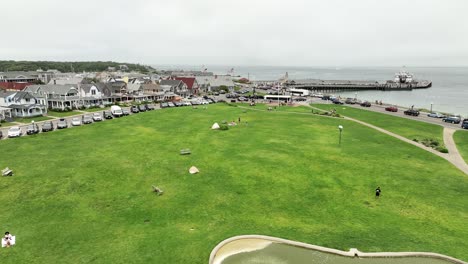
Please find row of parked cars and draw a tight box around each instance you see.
[331,97,372,107]
[160,98,217,108]
[0,104,156,139]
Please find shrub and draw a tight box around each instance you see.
[219,124,229,130]
[436,146,449,153]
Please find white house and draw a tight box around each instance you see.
[0,90,47,117]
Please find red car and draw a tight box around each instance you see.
[385,106,398,112]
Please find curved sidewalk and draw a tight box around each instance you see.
[239,105,468,175]
[345,117,468,175]
[210,235,468,264]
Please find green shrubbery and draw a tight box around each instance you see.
[219,124,229,130]
[49,107,72,112]
[414,138,448,153]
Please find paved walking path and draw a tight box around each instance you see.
[239,105,468,175]
[443,128,468,174]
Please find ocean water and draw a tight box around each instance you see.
[155,65,468,115]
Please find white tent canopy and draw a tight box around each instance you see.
[189,166,199,174]
[211,123,220,130]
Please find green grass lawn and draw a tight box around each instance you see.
[453,130,468,163]
[238,103,314,114]
[12,116,54,123]
[0,104,467,263]
[46,110,81,117]
[311,104,444,145]
[83,107,110,112]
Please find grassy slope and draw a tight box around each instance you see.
[454,130,468,163]
[13,116,53,123]
[0,104,467,263]
[46,110,81,117]
[312,104,444,144]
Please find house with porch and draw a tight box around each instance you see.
[159,80,189,97]
[141,83,177,102]
[78,84,112,107]
[24,84,81,110]
[195,75,235,92]
[174,77,199,95]
[0,90,47,118]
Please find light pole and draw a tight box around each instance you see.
[430,102,433,113]
[355,92,357,101]
[338,125,343,145]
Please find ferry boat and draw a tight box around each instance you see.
[386,70,432,89]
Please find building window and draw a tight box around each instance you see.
[91,90,96,95]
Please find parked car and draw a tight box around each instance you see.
[26,123,40,135]
[345,98,356,104]
[122,109,130,116]
[92,112,103,121]
[182,101,192,106]
[131,105,140,113]
[427,112,446,118]
[295,97,307,102]
[111,105,123,117]
[167,102,175,107]
[137,104,146,112]
[103,111,113,119]
[42,121,54,132]
[145,104,155,110]
[360,101,371,107]
[385,106,398,112]
[82,114,93,124]
[57,118,68,129]
[404,109,420,116]
[332,99,344,105]
[71,117,82,126]
[173,102,182,107]
[8,126,22,138]
[461,119,468,129]
[442,116,461,124]
[160,103,168,108]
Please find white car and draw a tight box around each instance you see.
[427,112,446,118]
[8,126,22,138]
[71,117,81,126]
[92,113,103,121]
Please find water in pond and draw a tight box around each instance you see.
[221,243,455,264]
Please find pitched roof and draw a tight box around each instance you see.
[0,90,16,98]
[195,75,234,87]
[174,77,196,89]
[48,77,84,85]
[79,84,100,93]
[159,80,183,87]
[141,83,161,90]
[12,91,35,101]
[24,84,78,95]
[0,82,33,91]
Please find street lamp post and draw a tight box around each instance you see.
[430,102,433,113]
[338,125,343,145]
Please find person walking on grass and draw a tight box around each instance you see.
[238,117,241,123]
[375,187,381,198]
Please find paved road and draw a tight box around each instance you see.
[0,105,158,141]
[239,104,468,175]
[309,97,464,130]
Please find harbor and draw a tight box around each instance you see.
[255,70,432,92]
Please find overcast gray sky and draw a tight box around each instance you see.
[1,0,467,67]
